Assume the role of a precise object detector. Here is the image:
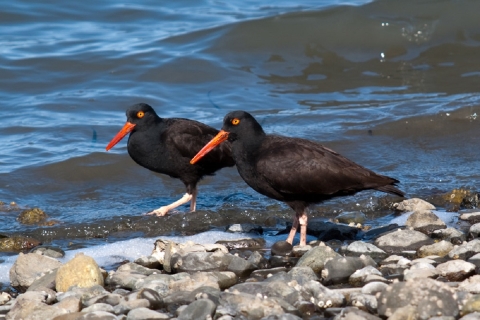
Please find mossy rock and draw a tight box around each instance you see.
[0,236,41,252]
[18,208,48,224]
[443,188,472,205]
[436,189,479,211]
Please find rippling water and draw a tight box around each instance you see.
[1,0,479,255]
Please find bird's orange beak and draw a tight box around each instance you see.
[106,122,136,151]
[190,130,229,164]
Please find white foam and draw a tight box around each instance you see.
[0,231,253,285]
[388,210,457,228]
[0,230,336,286]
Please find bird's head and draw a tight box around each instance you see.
[190,110,264,164]
[106,103,159,151]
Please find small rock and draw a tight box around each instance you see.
[0,236,41,252]
[216,238,266,250]
[362,282,389,295]
[294,301,316,317]
[117,262,157,276]
[247,251,266,267]
[58,284,109,303]
[443,189,477,211]
[171,251,229,273]
[461,294,480,316]
[470,223,480,239]
[405,210,447,235]
[394,198,436,212]
[82,293,123,307]
[417,240,454,258]
[388,304,418,320]
[271,241,293,256]
[18,208,48,224]
[269,255,298,268]
[27,268,58,292]
[250,267,288,281]
[0,292,11,305]
[374,229,434,253]
[226,223,263,234]
[322,256,369,285]
[226,280,299,306]
[291,245,312,257]
[106,271,147,291]
[54,295,82,313]
[137,288,164,309]
[468,253,480,271]
[30,245,65,258]
[227,255,256,277]
[458,275,480,294]
[335,211,367,224]
[77,311,118,320]
[218,291,297,319]
[345,241,387,261]
[306,220,359,241]
[379,255,404,265]
[377,278,459,319]
[6,291,65,320]
[113,299,149,315]
[349,266,383,287]
[403,268,438,281]
[296,244,340,274]
[82,302,115,313]
[449,239,480,260]
[333,306,381,320]
[126,307,169,320]
[302,280,345,308]
[287,267,319,284]
[350,293,378,314]
[432,227,466,242]
[56,253,104,292]
[460,212,480,225]
[9,252,62,288]
[134,255,161,269]
[177,299,216,320]
[436,260,476,281]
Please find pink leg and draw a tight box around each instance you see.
[299,211,308,246]
[148,193,192,216]
[189,187,198,212]
[286,215,299,244]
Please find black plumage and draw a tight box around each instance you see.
[106,103,234,215]
[191,110,404,245]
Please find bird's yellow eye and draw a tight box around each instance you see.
[137,111,145,118]
[231,118,240,125]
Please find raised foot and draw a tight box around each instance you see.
[147,207,170,216]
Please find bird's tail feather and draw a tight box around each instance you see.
[375,185,405,197]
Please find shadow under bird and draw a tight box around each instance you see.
[106,103,235,216]
[191,110,405,246]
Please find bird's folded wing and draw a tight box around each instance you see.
[256,138,382,196]
[165,120,219,158]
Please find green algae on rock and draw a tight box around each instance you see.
[17,208,48,225]
[0,236,41,252]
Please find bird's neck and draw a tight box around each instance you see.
[128,119,163,153]
[232,130,266,165]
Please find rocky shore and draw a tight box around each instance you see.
[2,196,480,319]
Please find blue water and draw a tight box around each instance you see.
[0,0,479,257]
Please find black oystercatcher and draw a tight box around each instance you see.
[191,111,404,246]
[106,103,235,216]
